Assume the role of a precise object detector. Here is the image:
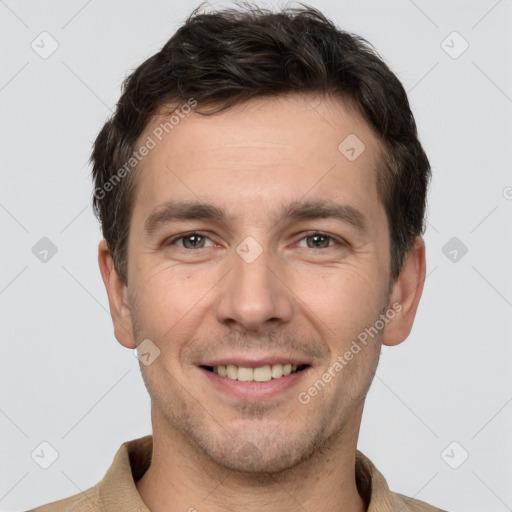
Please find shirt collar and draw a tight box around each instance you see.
[98,436,400,511]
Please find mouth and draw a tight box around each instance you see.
[200,363,309,382]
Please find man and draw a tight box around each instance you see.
[30,2,447,511]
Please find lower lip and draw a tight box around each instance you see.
[199,367,310,401]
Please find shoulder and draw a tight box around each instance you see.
[24,435,152,512]
[394,491,450,511]
[355,449,449,512]
[25,488,101,512]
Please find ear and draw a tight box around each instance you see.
[98,239,136,349]
[382,237,426,347]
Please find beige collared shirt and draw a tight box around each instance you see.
[29,435,447,511]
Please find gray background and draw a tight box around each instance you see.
[1,0,511,511]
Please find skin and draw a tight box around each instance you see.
[99,93,426,512]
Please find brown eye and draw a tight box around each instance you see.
[182,234,205,249]
[170,233,214,249]
[302,233,335,249]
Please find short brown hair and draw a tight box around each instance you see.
[91,2,431,284]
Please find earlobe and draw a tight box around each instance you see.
[382,237,426,347]
[98,240,136,349]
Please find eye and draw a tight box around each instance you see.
[297,232,342,249]
[168,232,215,249]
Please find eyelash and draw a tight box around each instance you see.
[165,231,346,250]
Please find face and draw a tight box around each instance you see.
[102,93,422,474]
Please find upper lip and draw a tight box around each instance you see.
[198,355,311,368]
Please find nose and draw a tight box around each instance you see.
[214,243,294,334]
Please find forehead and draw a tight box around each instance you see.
[131,93,384,224]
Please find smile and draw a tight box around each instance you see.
[202,363,308,382]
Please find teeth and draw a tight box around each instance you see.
[271,364,283,378]
[211,363,302,382]
[237,366,254,382]
[226,364,238,380]
[253,365,272,382]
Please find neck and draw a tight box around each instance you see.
[136,408,367,512]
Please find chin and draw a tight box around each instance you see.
[195,425,328,475]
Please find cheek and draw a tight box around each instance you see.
[130,262,218,339]
[295,266,387,338]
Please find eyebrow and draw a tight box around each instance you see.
[145,201,225,236]
[144,199,368,236]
